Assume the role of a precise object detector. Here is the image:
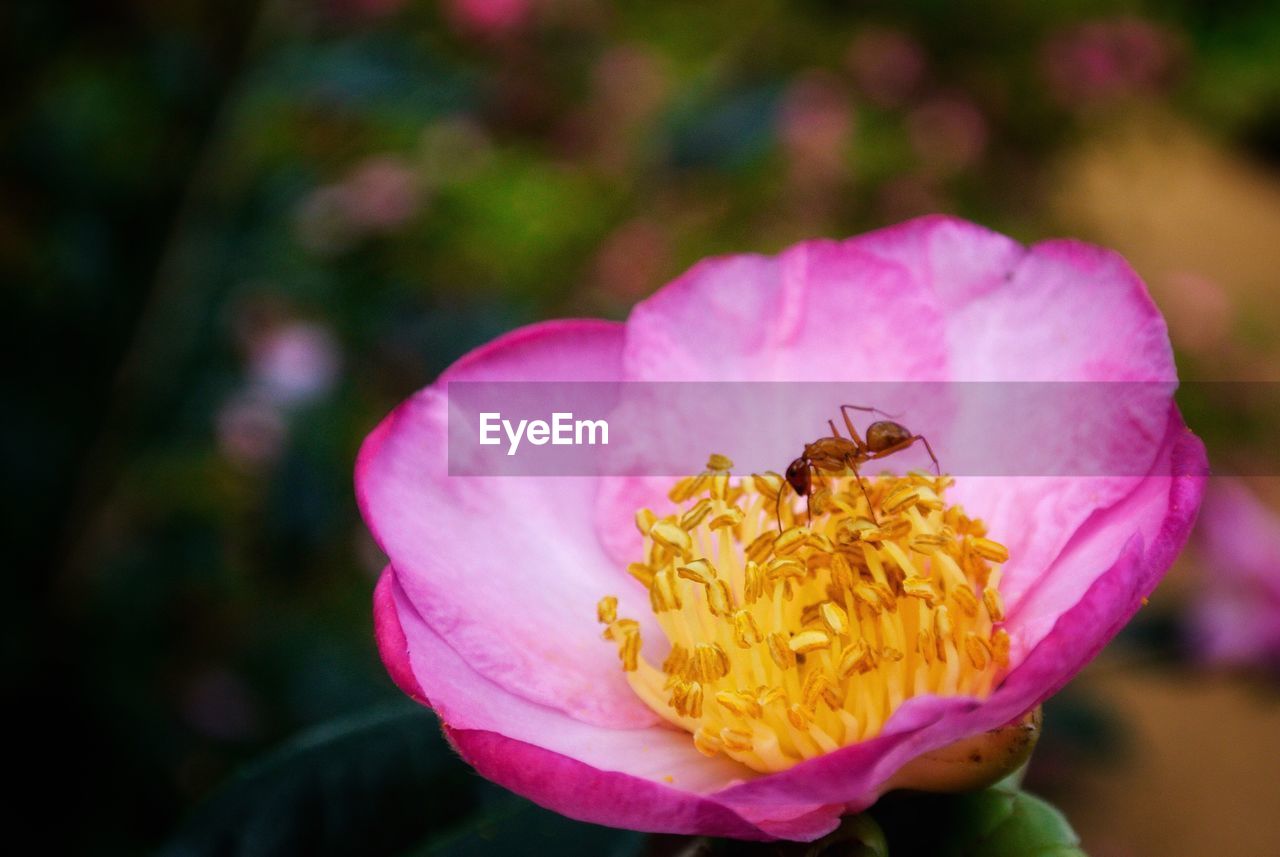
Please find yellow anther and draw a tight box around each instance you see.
[765,555,805,577]
[773,526,810,556]
[619,630,641,671]
[693,726,723,756]
[807,532,835,553]
[838,639,874,678]
[910,532,950,553]
[715,690,762,719]
[788,629,831,655]
[680,499,714,530]
[651,569,682,612]
[964,633,989,670]
[902,577,938,605]
[743,560,764,604]
[707,453,734,471]
[802,671,842,710]
[884,488,920,513]
[991,628,1011,666]
[650,520,693,556]
[917,629,936,665]
[983,586,1005,622]
[951,584,980,617]
[731,609,763,648]
[854,583,886,612]
[752,472,783,499]
[596,595,618,624]
[971,537,1010,563]
[676,559,716,583]
[668,475,708,503]
[829,552,856,591]
[709,472,730,500]
[745,531,775,564]
[709,507,745,530]
[786,704,812,730]
[663,644,690,678]
[705,578,733,615]
[720,727,754,752]
[767,633,797,670]
[634,508,657,536]
[819,601,849,636]
[694,643,730,682]
[626,562,654,587]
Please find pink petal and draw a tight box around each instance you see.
[357,320,657,727]
[375,566,790,838]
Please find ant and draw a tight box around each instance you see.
[777,405,939,531]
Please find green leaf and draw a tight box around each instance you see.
[871,785,1087,857]
[158,701,485,857]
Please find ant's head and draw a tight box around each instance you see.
[865,420,911,454]
[785,458,812,497]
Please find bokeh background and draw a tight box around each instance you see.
[7,1,1279,855]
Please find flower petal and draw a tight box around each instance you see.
[357,319,657,727]
[376,566,794,838]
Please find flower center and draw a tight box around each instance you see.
[597,456,1011,773]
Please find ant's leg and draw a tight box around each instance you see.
[839,405,901,452]
[806,494,813,527]
[868,434,942,475]
[848,460,879,525]
[840,404,902,420]
[775,484,787,532]
[828,419,843,439]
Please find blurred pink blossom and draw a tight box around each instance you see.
[341,156,422,232]
[846,27,927,108]
[1042,17,1181,107]
[1190,479,1280,673]
[250,321,342,406]
[907,95,988,172]
[294,156,423,255]
[216,393,287,467]
[444,0,531,38]
[778,71,853,178]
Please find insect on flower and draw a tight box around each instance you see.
[780,404,940,530]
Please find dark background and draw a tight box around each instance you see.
[6,1,1279,854]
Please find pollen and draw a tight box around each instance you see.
[596,463,1011,773]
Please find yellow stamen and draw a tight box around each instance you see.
[597,464,1011,773]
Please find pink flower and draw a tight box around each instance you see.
[1189,479,1280,672]
[444,0,531,38]
[1042,17,1181,107]
[846,27,927,108]
[356,216,1206,840]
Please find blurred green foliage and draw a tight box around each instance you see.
[5,0,1279,854]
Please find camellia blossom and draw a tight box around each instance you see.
[357,216,1206,840]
